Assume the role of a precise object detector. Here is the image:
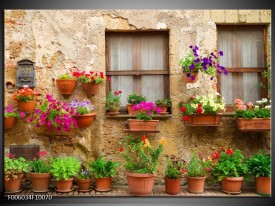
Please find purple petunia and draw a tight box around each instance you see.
[189,64,195,69]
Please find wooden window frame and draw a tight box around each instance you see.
[216,25,268,112]
[105,31,170,112]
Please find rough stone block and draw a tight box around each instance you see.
[225,10,238,23]
[211,10,225,23]
[260,10,271,23]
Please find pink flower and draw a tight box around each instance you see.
[238,105,247,110]
[246,102,253,107]
[7,153,15,159]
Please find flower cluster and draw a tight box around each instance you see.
[120,135,166,174]
[234,98,271,119]
[106,90,122,112]
[12,86,37,102]
[78,169,90,179]
[68,99,95,116]
[165,155,187,179]
[29,151,51,173]
[179,45,227,81]
[4,105,25,119]
[73,71,108,84]
[27,94,77,133]
[179,94,225,121]
[133,102,162,120]
[127,93,147,105]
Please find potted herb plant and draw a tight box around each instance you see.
[127,93,147,115]
[106,90,122,115]
[4,154,29,192]
[68,99,96,128]
[179,45,227,83]
[50,157,81,192]
[77,168,92,191]
[29,151,51,192]
[234,98,271,131]
[120,135,166,196]
[127,102,161,131]
[73,71,106,96]
[155,98,171,114]
[12,85,37,113]
[247,150,271,196]
[164,155,187,195]
[56,71,77,96]
[27,94,77,134]
[4,105,25,129]
[89,157,119,192]
[179,94,225,126]
[185,150,212,194]
[211,148,248,195]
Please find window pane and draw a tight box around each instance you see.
[141,75,164,103]
[111,76,134,106]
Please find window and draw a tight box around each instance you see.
[217,26,267,106]
[106,32,169,110]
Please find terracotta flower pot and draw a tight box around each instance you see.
[222,177,243,194]
[82,82,99,96]
[183,71,198,83]
[185,114,221,126]
[76,112,96,128]
[187,176,206,194]
[29,172,51,192]
[164,177,181,195]
[55,178,74,192]
[5,117,16,129]
[127,104,139,115]
[236,118,271,131]
[126,172,155,196]
[157,106,168,113]
[56,79,77,95]
[77,178,92,191]
[256,176,271,196]
[95,177,112,191]
[106,110,120,116]
[18,101,36,113]
[127,119,159,131]
[4,176,23,192]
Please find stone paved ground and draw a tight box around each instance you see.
[5,185,262,197]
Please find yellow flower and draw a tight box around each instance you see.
[159,137,167,146]
[143,139,151,148]
[202,158,206,162]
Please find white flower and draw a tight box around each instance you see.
[262,98,268,103]
[191,104,198,109]
[255,105,259,109]
[265,105,271,109]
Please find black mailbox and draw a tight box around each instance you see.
[16,59,36,88]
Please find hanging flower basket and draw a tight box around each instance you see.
[183,71,199,83]
[76,112,96,128]
[82,82,99,96]
[18,101,36,113]
[127,119,159,131]
[236,118,271,132]
[185,114,221,126]
[4,117,16,129]
[56,79,77,95]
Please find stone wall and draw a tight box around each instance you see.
[4,10,271,184]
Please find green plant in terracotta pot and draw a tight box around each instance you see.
[155,98,172,114]
[89,157,119,192]
[164,155,187,195]
[247,150,271,196]
[29,151,52,192]
[4,105,25,129]
[119,135,166,196]
[56,71,77,96]
[4,154,29,192]
[106,90,122,115]
[50,157,81,192]
[126,93,147,115]
[77,168,92,191]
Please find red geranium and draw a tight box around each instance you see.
[119,147,123,152]
[180,106,186,112]
[182,115,189,121]
[196,107,203,114]
[226,149,233,155]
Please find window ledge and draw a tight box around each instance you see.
[105,114,173,119]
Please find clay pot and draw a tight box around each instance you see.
[5,117,16,129]
[95,177,112,191]
[236,118,271,132]
[222,177,243,194]
[55,178,74,192]
[4,177,23,192]
[157,106,168,113]
[187,176,206,194]
[76,112,96,128]
[82,82,99,96]
[256,176,271,196]
[183,71,198,83]
[127,104,139,115]
[77,178,92,191]
[106,110,120,116]
[18,101,36,113]
[186,114,221,126]
[29,173,51,192]
[56,79,77,95]
[127,119,159,131]
[164,177,181,195]
[126,172,155,196]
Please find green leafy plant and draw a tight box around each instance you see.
[127,93,147,105]
[50,157,81,180]
[234,98,271,119]
[106,90,122,112]
[165,155,187,179]
[57,73,76,80]
[89,157,119,178]
[211,149,248,182]
[155,98,172,107]
[120,135,166,174]
[4,155,29,180]
[29,151,51,173]
[186,150,212,177]
[247,150,271,177]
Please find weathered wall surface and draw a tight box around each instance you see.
[4,10,271,184]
